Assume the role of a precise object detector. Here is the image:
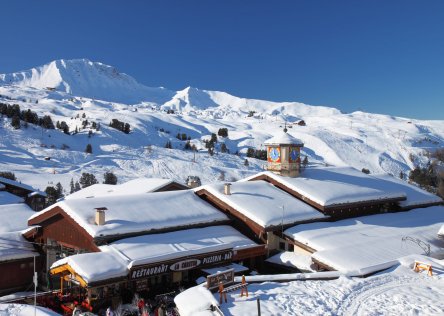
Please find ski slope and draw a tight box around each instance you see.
[1,59,443,192]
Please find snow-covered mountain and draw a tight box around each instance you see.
[0,59,174,104]
[0,59,443,193]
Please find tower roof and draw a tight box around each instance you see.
[264,131,303,146]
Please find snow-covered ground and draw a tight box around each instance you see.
[176,256,444,316]
[0,304,60,316]
[0,59,443,194]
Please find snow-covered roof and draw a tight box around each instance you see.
[65,178,184,200]
[0,203,34,233]
[201,262,249,275]
[198,180,327,228]
[246,167,407,207]
[0,191,24,205]
[50,252,128,285]
[266,251,315,272]
[264,131,303,146]
[30,190,228,238]
[0,177,46,197]
[371,174,443,208]
[51,225,257,285]
[285,206,444,274]
[0,231,38,262]
[103,225,258,268]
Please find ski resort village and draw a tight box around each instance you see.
[0,59,444,316]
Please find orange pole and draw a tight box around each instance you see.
[60,277,63,295]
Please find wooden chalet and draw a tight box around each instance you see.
[0,176,46,211]
[26,189,265,305]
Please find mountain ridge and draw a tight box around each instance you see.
[0,59,443,193]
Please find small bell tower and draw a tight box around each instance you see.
[264,128,304,177]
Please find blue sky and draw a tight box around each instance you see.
[1,0,443,119]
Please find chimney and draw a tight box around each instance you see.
[224,183,232,195]
[95,207,107,226]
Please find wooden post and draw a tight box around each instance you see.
[257,298,261,316]
[60,277,63,295]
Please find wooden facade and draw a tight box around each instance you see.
[0,257,40,295]
[28,206,99,252]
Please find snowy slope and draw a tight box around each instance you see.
[0,59,174,104]
[0,59,443,194]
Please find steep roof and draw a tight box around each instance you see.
[264,131,303,146]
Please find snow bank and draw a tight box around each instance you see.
[0,303,61,315]
[174,284,219,316]
[199,180,327,228]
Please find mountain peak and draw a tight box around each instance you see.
[0,59,174,104]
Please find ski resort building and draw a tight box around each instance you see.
[27,189,265,304]
[0,186,40,295]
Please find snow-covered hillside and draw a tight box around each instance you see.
[0,59,443,193]
[0,59,174,104]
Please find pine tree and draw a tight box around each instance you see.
[302,156,309,168]
[103,172,118,185]
[55,182,64,198]
[74,181,81,192]
[85,144,92,154]
[11,115,20,129]
[79,173,98,188]
[70,178,75,194]
[244,159,249,166]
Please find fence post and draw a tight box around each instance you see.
[257,298,261,316]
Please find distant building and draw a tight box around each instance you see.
[0,176,46,211]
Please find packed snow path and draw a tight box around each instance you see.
[215,262,444,316]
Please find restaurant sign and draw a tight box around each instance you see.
[130,250,233,280]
